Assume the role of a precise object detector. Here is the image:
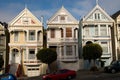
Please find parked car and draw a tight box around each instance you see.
[42,69,76,80]
[104,60,120,73]
[0,73,17,80]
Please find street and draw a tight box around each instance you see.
[76,70,120,80]
[18,70,120,80]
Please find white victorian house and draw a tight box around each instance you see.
[47,6,80,71]
[8,8,47,77]
[81,4,115,66]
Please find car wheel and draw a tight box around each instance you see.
[67,76,72,80]
[111,69,116,73]
[46,78,51,80]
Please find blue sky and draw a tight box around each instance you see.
[0,0,120,25]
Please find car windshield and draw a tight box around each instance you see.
[111,61,118,65]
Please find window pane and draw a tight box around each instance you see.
[100,25,107,36]
[101,42,108,54]
[14,32,18,42]
[51,29,55,38]
[66,28,72,37]
[28,49,35,59]
[29,30,35,40]
[60,16,65,23]
[66,46,72,55]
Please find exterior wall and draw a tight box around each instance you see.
[82,23,113,66]
[47,7,80,71]
[114,14,120,60]
[0,24,6,74]
[8,8,46,77]
[81,5,115,67]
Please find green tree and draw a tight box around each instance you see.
[0,56,4,71]
[83,43,103,70]
[36,48,57,72]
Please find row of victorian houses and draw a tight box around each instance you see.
[0,2,120,77]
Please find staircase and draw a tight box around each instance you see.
[9,63,21,77]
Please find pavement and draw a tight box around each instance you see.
[20,67,120,80]
[17,68,104,80]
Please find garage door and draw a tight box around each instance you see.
[27,67,40,77]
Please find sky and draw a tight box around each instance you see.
[0,0,120,27]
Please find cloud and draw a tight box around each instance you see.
[0,0,120,23]
[0,3,24,23]
[32,9,57,23]
[68,0,94,20]
[100,0,120,15]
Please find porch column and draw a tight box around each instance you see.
[35,30,37,42]
[9,52,12,64]
[27,30,29,42]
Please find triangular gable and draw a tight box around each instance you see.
[9,8,42,26]
[47,6,78,24]
[83,5,114,22]
[0,24,4,30]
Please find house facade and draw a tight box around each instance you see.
[8,8,47,77]
[81,4,114,66]
[47,6,80,71]
[0,24,6,74]
[112,10,120,60]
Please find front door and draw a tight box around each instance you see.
[12,49,20,64]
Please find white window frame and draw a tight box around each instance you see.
[29,30,35,41]
[100,25,107,36]
[14,32,18,42]
[28,49,35,59]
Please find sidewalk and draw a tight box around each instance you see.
[17,68,104,80]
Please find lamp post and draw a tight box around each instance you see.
[78,20,83,59]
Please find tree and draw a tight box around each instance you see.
[0,56,4,71]
[36,48,57,72]
[83,43,103,70]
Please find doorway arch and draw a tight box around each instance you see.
[11,48,20,64]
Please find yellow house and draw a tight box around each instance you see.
[8,8,47,77]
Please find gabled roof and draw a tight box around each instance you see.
[112,10,120,19]
[0,24,4,30]
[47,6,78,24]
[83,4,114,22]
[9,8,42,26]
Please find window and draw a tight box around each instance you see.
[66,28,72,37]
[66,45,72,56]
[60,16,65,22]
[51,29,55,38]
[101,42,108,54]
[14,32,18,42]
[0,36,4,45]
[28,49,35,59]
[23,17,29,24]
[100,25,107,36]
[60,16,65,20]
[94,13,100,20]
[74,29,78,38]
[0,52,3,56]
[85,25,98,36]
[29,30,35,41]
